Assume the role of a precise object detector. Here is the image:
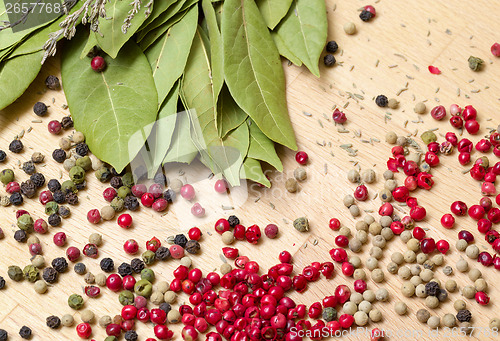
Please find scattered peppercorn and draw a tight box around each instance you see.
[53,190,66,204]
[19,326,31,339]
[8,266,23,281]
[75,143,89,156]
[42,267,58,283]
[68,293,84,310]
[326,40,338,53]
[293,217,309,232]
[468,56,484,71]
[61,116,73,129]
[131,258,145,273]
[142,250,155,265]
[375,95,388,107]
[65,192,79,205]
[47,179,61,192]
[324,54,336,67]
[10,192,22,205]
[118,263,133,277]
[30,173,45,188]
[58,205,71,218]
[227,215,240,228]
[159,302,172,314]
[100,258,114,272]
[33,102,47,116]
[185,240,200,254]
[9,139,23,153]
[14,230,27,242]
[174,234,188,248]
[457,309,472,323]
[124,330,138,341]
[124,196,139,210]
[74,263,87,275]
[155,246,171,261]
[52,257,68,273]
[0,329,7,341]
[46,315,61,329]
[153,173,167,185]
[0,151,5,163]
[20,180,36,198]
[45,75,60,89]
[359,9,373,21]
[48,213,61,227]
[110,176,123,189]
[163,189,175,203]
[425,281,440,296]
[52,149,66,163]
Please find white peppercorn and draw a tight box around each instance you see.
[391,252,404,265]
[164,291,177,304]
[343,302,357,315]
[180,257,192,268]
[81,309,95,323]
[358,301,372,314]
[379,216,392,228]
[398,266,411,280]
[364,215,375,225]
[220,263,232,274]
[375,288,389,302]
[462,286,476,299]
[285,178,298,193]
[468,269,482,281]
[363,290,376,302]
[425,296,439,309]
[417,253,428,264]
[379,189,392,202]
[349,238,362,252]
[404,250,416,263]
[400,230,412,243]
[431,254,444,266]
[350,256,362,268]
[475,278,487,292]
[98,315,111,328]
[456,239,468,251]
[427,316,440,329]
[401,282,415,297]
[370,246,383,259]
[61,314,74,327]
[343,22,356,34]
[410,275,422,287]
[353,269,366,280]
[354,311,368,326]
[89,233,102,246]
[443,265,453,276]
[445,279,457,292]
[221,231,234,245]
[356,230,368,244]
[355,221,368,231]
[416,309,430,323]
[465,245,479,259]
[372,235,386,248]
[415,284,427,298]
[369,222,382,235]
[414,102,426,114]
[369,309,382,322]
[294,167,307,181]
[366,257,379,270]
[349,205,360,217]
[361,169,376,183]
[489,317,500,330]
[407,238,420,252]
[156,281,169,294]
[383,170,394,179]
[410,264,421,276]
[456,259,469,272]
[380,227,394,241]
[338,226,351,237]
[394,301,407,315]
[350,292,363,305]
[443,314,456,328]
[347,169,360,183]
[343,194,355,207]
[387,262,398,274]
[420,269,434,282]
[150,291,164,305]
[454,300,466,311]
[385,179,397,191]
[386,131,397,144]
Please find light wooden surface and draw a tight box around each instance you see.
[1,0,500,340]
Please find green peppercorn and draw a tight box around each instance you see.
[45,201,59,215]
[68,294,84,309]
[322,307,337,322]
[134,279,153,298]
[69,166,86,184]
[293,217,309,232]
[8,265,23,281]
[75,156,92,171]
[105,337,118,341]
[110,197,125,212]
[0,169,14,184]
[23,265,39,282]
[142,250,155,265]
[17,214,34,231]
[61,180,77,194]
[468,56,484,71]
[118,290,135,306]
[122,173,134,188]
[421,131,437,145]
[141,268,155,282]
[95,166,112,182]
[117,186,131,199]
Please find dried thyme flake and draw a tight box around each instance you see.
[394,53,407,61]
[302,111,312,117]
[313,239,318,246]
[318,119,324,128]
[269,203,275,210]
[222,205,234,210]
[219,254,227,263]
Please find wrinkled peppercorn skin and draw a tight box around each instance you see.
[43,267,59,283]
[100,258,114,272]
[131,258,145,273]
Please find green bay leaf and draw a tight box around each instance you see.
[275,0,327,77]
[95,0,151,58]
[240,157,271,187]
[136,0,190,42]
[139,7,190,51]
[139,0,177,31]
[222,0,297,150]
[80,32,98,59]
[248,120,283,171]
[201,0,223,101]
[61,30,158,172]
[145,6,198,106]
[256,0,293,29]
[0,51,43,111]
[163,109,198,164]
[271,30,302,66]
[216,85,247,138]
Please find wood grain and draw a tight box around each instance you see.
[0,0,500,340]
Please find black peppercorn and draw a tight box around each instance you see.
[0,329,7,341]
[124,330,138,341]
[30,173,45,188]
[33,102,48,116]
[0,150,5,163]
[61,116,73,129]
[159,302,171,314]
[48,213,61,227]
[100,257,114,272]
[19,326,31,339]
[14,230,27,243]
[52,149,66,163]
[324,54,336,67]
[53,190,66,204]
[51,257,68,273]
[20,180,36,198]
[425,281,440,296]
[42,267,58,283]
[154,173,167,185]
[75,143,89,156]
[124,196,139,211]
[75,181,86,191]
[375,95,388,107]
[0,276,5,289]
[185,240,201,254]
[118,263,133,277]
[228,215,240,228]
[326,40,338,53]
[66,192,79,205]
[45,75,60,90]
[359,9,373,22]
[174,234,188,248]
[48,179,61,192]
[163,189,175,203]
[130,258,145,273]
[110,176,123,189]
[9,139,23,153]
[22,161,36,175]
[10,192,23,205]
[155,246,171,261]
[46,315,61,329]
[456,309,472,323]
[74,263,86,275]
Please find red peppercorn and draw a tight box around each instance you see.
[379,202,393,216]
[436,240,449,254]
[136,307,150,323]
[123,239,139,254]
[6,182,20,194]
[450,115,463,128]
[426,142,439,154]
[146,236,161,252]
[214,219,230,235]
[121,305,138,320]
[174,265,189,280]
[420,238,436,254]
[29,243,42,256]
[392,186,409,202]
[105,323,121,337]
[413,226,426,240]
[484,172,497,183]
[131,184,147,197]
[295,151,308,165]
[475,291,490,305]
[82,243,98,259]
[103,187,117,202]
[404,176,417,191]
[440,214,455,229]
[39,190,53,205]
[410,205,426,221]
[152,198,168,212]
[76,322,92,339]
[458,138,473,153]
[482,182,496,196]
[468,204,485,220]
[451,201,468,216]
[488,208,500,223]
[84,285,100,298]
[477,219,492,233]
[491,43,500,57]
[117,213,133,229]
[494,145,500,157]
[48,120,62,134]
[354,279,367,293]
[458,230,474,243]
[232,224,246,240]
[87,209,101,224]
[329,218,341,230]
[188,227,202,241]
[279,250,292,263]
[329,248,347,263]
[465,119,480,134]
[245,224,261,244]
[430,105,446,120]
[122,275,136,291]
[222,247,239,259]
[458,152,471,165]
[417,172,434,190]
[141,193,155,207]
[151,308,167,324]
[390,221,404,235]
[424,152,439,167]
[308,302,322,319]
[332,109,347,124]
[353,185,368,201]
[406,197,418,208]
[335,284,351,304]
[339,314,354,329]
[335,235,349,247]
[34,219,48,234]
[66,246,81,262]
[490,132,500,146]
[462,105,477,121]
[470,164,485,181]
[476,139,492,153]
[478,251,494,266]
[341,262,354,276]
[53,232,67,247]
[446,132,459,146]
[302,265,320,282]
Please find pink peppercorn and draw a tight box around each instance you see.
[329,218,341,230]
[353,185,368,201]
[48,120,62,134]
[339,314,354,329]
[470,164,485,181]
[131,184,147,197]
[462,105,477,121]
[279,251,292,263]
[87,209,101,224]
[476,139,492,152]
[214,219,230,234]
[141,193,155,207]
[332,109,347,124]
[170,245,185,259]
[481,182,496,196]
[436,240,450,254]
[335,235,349,247]
[6,182,20,194]
[34,219,48,234]
[430,105,446,120]
[264,224,279,239]
[449,115,463,129]
[106,274,123,292]
[412,226,426,240]
[468,204,485,220]
[465,120,480,134]
[420,238,436,254]
[123,239,139,254]
[477,252,494,266]
[117,213,133,228]
[477,219,492,233]
[66,246,81,262]
[76,323,92,339]
[103,187,117,202]
[491,43,500,57]
[392,186,409,202]
[354,279,367,293]
[378,202,393,216]
[214,179,228,193]
[180,184,196,200]
[475,291,490,305]
[295,151,308,165]
[487,208,500,223]
[458,230,474,243]
[410,205,426,221]
[29,243,42,256]
[334,285,351,304]
[83,243,98,258]
[39,190,53,205]
[341,262,354,276]
[457,139,473,153]
[233,224,246,240]
[152,198,168,212]
[390,221,404,235]
[445,132,458,146]
[451,201,468,216]
[53,232,67,246]
[329,248,347,263]
[427,142,439,154]
[458,152,471,165]
[440,214,455,229]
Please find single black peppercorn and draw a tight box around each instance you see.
[75,143,89,156]
[185,240,201,254]
[228,215,240,228]
[425,281,440,296]
[48,213,61,227]
[326,40,338,53]
[19,326,31,339]
[0,151,5,163]
[65,192,79,205]
[52,149,66,163]
[124,196,139,211]
[154,173,167,185]
[9,139,23,153]
[48,179,61,192]
[100,258,114,272]
[0,276,5,289]
[10,192,23,206]
[174,234,188,248]
[359,9,373,22]
[457,309,472,323]
[155,246,171,261]
[375,95,388,107]
[130,258,145,274]
[124,330,138,341]
[159,302,171,314]
[45,75,60,90]
[43,267,59,282]
[46,315,61,329]
[74,263,86,275]
[110,176,123,189]
[0,329,7,341]
[33,102,48,116]
[14,230,27,243]
[21,180,36,198]
[324,54,336,67]
[53,190,66,204]
[52,258,68,274]
[118,263,133,277]
[61,116,73,129]
[163,189,175,203]
[30,173,45,188]
[22,161,36,175]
